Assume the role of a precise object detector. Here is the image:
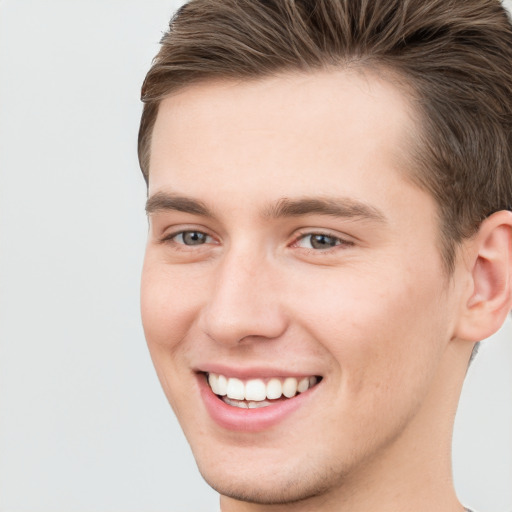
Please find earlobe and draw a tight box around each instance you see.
[456,210,512,342]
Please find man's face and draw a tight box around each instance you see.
[141,71,462,505]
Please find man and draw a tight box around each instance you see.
[138,1,512,511]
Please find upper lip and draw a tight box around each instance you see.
[195,364,321,380]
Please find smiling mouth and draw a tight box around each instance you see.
[206,373,322,409]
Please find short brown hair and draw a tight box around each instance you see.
[139,0,512,272]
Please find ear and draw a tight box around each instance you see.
[455,210,512,342]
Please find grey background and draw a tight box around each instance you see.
[0,1,510,511]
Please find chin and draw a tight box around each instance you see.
[202,470,332,506]
[194,448,347,506]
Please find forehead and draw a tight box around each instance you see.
[148,69,426,224]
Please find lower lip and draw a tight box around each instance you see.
[198,374,318,432]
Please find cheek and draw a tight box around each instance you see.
[140,258,200,350]
[140,260,204,417]
[291,260,450,393]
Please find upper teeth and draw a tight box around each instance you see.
[207,373,318,401]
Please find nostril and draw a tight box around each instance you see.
[198,278,289,346]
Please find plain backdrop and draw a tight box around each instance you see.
[0,1,511,511]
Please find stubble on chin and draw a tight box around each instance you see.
[200,460,349,507]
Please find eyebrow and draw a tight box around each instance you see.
[145,192,387,224]
[146,192,212,216]
[264,197,387,223]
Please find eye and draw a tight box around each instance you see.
[169,230,214,246]
[294,233,350,250]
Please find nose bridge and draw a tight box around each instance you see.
[200,243,287,346]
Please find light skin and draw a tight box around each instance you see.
[141,70,512,512]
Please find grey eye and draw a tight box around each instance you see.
[176,231,211,245]
[296,233,341,250]
[309,234,339,249]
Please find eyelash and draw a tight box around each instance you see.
[160,229,353,254]
[160,230,216,249]
[291,231,354,253]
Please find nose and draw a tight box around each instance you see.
[198,248,288,347]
